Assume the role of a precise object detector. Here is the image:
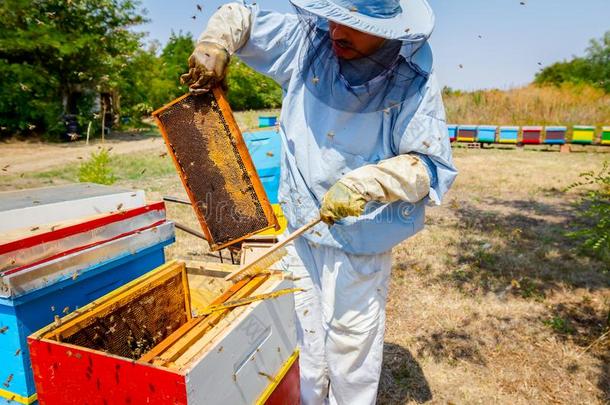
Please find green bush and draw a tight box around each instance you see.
[566,161,610,267]
[226,58,282,110]
[536,31,610,93]
[119,32,193,120]
[78,148,116,185]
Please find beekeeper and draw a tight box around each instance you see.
[182,0,457,403]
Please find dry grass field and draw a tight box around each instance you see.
[1,130,608,404]
[444,84,610,129]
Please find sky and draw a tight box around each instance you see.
[138,0,610,91]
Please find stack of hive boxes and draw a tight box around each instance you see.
[0,183,175,404]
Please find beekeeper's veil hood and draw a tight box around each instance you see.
[289,0,435,42]
[288,0,436,114]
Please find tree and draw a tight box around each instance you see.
[116,31,193,119]
[0,0,146,138]
[535,31,610,93]
[226,57,282,110]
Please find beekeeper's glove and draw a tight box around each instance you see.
[320,154,431,224]
[180,42,230,93]
[320,182,368,225]
[180,3,252,93]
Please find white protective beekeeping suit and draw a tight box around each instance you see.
[192,0,457,403]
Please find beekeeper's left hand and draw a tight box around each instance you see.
[320,154,431,224]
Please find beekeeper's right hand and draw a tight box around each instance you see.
[180,3,252,94]
[180,42,230,93]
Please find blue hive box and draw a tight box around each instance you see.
[243,129,287,235]
[258,116,277,128]
[477,126,497,143]
[499,126,519,144]
[0,185,175,404]
[447,125,457,142]
[243,130,281,204]
[0,223,174,405]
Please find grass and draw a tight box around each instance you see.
[444,83,610,128]
[379,148,609,404]
[233,108,281,131]
[23,149,173,182]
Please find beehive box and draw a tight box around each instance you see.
[258,116,277,128]
[1,201,166,276]
[601,126,610,146]
[243,129,286,236]
[0,184,145,234]
[571,125,595,144]
[152,89,278,251]
[544,126,567,145]
[447,125,457,142]
[498,126,519,144]
[0,186,174,404]
[28,261,299,405]
[0,223,174,405]
[522,126,542,144]
[457,125,477,142]
[476,125,497,143]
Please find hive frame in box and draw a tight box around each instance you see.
[28,261,299,405]
[152,89,279,251]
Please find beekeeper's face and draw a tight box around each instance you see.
[328,21,386,60]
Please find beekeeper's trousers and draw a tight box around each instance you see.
[280,236,392,405]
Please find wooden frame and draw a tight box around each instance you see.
[152,89,279,251]
[43,261,191,342]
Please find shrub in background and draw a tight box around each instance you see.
[78,148,116,185]
[566,161,610,267]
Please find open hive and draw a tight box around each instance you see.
[28,261,299,405]
[56,264,190,360]
[152,89,279,250]
[0,185,174,405]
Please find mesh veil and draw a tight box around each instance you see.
[294,6,428,114]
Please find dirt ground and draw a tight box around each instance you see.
[1,135,608,404]
[0,133,165,174]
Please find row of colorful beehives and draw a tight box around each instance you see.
[0,184,175,404]
[447,125,610,145]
